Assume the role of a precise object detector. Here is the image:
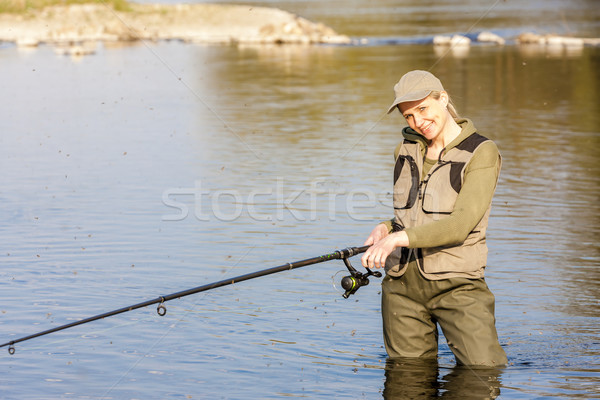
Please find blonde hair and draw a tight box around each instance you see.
[430,90,459,119]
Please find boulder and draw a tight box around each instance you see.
[477,31,505,45]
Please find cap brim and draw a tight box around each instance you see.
[386,89,433,114]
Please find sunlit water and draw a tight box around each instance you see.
[1,1,599,399]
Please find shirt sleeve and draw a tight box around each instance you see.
[404,140,501,248]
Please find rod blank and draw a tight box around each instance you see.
[1,245,369,353]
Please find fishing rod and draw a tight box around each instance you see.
[1,245,380,355]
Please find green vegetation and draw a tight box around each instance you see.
[0,0,131,13]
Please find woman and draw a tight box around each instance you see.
[361,70,507,366]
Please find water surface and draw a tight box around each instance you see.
[1,1,599,399]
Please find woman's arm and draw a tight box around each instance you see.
[405,141,501,248]
[361,140,500,269]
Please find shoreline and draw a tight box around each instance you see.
[0,3,351,48]
[1,3,598,56]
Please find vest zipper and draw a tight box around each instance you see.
[418,152,427,201]
[419,147,448,207]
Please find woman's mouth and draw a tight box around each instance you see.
[420,121,433,134]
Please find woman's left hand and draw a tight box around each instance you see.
[361,231,409,269]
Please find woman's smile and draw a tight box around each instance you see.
[419,120,434,136]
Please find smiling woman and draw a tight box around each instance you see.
[362,70,506,366]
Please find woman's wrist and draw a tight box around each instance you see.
[391,230,409,248]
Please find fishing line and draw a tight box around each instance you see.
[1,245,373,355]
[101,245,256,398]
[27,3,501,391]
[340,0,505,159]
[100,320,169,399]
[427,0,504,72]
[167,291,342,317]
[10,317,148,355]
[96,0,262,160]
[100,245,365,398]
[338,0,507,392]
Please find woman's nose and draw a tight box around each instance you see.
[413,114,423,128]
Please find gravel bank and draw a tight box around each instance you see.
[0,3,351,47]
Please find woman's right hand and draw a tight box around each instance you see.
[362,223,409,269]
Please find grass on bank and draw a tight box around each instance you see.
[0,0,131,13]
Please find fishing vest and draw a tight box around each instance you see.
[385,132,496,280]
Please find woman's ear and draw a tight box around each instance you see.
[440,91,449,108]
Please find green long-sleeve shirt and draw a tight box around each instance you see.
[383,119,501,249]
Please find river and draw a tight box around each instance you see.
[1,0,598,399]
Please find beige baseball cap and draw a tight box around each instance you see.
[386,70,444,114]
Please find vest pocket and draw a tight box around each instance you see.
[420,233,487,276]
[393,155,419,210]
[421,163,459,215]
[384,246,411,276]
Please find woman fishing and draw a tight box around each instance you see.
[361,70,507,366]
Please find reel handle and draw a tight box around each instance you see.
[339,255,382,298]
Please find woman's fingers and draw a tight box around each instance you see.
[362,230,407,270]
[361,247,387,269]
[361,251,371,269]
[373,249,387,269]
[362,224,397,268]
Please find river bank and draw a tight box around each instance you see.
[4,3,599,53]
[0,3,351,48]
[2,2,600,58]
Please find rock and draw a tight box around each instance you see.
[16,37,40,47]
[450,35,471,46]
[0,4,351,49]
[583,38,600,46]
[433,35,451,45]
[477,31,505,45]
[54,41,97,56]
[546,35,584,47]
[517,32,597,48]
[433,35,470,46]
[517,32,543,44]
[433,35,471,46]
[432,35,470,58]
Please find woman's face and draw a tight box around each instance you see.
[398,92,449,143]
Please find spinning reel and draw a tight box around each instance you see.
[339,253,382,298]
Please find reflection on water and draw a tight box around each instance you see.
[384,358,503,399]
[1,0,599,398]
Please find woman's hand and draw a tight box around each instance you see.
[362,227,409,269]
[363,223,389,246]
